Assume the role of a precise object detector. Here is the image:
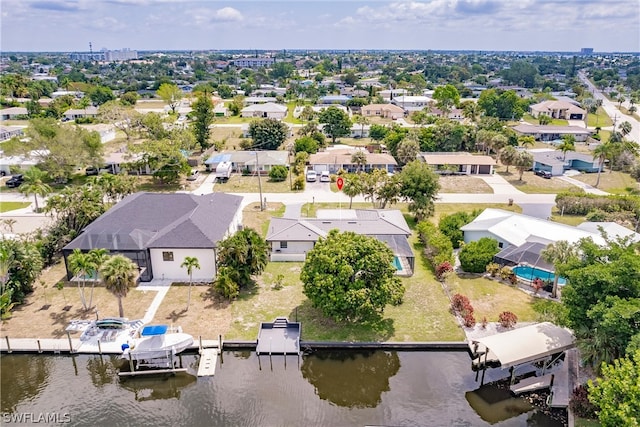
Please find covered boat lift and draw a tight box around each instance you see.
[470,322,575,400]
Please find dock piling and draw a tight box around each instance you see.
[66,331,74,353]
[37,339,42,353]
[5,336,11,353]
[97,339,102,355]
[199,336,202,352]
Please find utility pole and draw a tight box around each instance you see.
[255,151,264,211]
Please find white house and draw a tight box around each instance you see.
[391,96,434,112]
[529,100,586,120]
[0,125,24,142]
[63,106,98,121]
[63,192,243,282]
[241,102,288,120]
[79,124,116,143]
[0,107,28,120]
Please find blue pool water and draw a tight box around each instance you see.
[392,256,403,271]
[512,266,566,285]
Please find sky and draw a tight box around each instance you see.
[1,0,639,53]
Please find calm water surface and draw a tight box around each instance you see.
[1,350,564,426]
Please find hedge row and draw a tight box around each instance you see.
[556,191,640,216]
[416,221,454,271]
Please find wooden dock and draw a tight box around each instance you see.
[510,373,554,395]
[197,348,218,377]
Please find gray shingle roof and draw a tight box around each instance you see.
[64,192,242,251]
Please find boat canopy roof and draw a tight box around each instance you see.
[141,325,168,336]
[471,322,575,369]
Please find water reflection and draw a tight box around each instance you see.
[465,384,534,424]
[86,356,120,387]
[0,354,51,412]
[301,350,400,408]
[120,373,197,401]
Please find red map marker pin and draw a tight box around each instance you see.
[336,176,344,190]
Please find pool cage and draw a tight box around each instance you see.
[493,242,555,276]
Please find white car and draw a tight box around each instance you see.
[320,171,331,182]
[306,170,317,182]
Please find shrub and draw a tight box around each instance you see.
[499,266,514,280]
[416,221,454,271]
[586,209,608,222]
[268,165,288,182]
[435,261,454,280]
[438,210,480,249]
[292,175,305,191]
[498,311,518,328]
[486,262,500,277]
[458,237,500,273]
[569,385,598,419]
[463,313,476,328]
[451,293,474,317]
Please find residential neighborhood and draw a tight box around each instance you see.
[1,45,640,427]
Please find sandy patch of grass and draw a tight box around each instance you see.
[243,202,286,236]
[213,175,292,193]
[499,171,576,193]
[438,176,493,194]
[445,275,540,323]
[2,262,156,338]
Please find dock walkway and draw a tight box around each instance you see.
[256,317,300,355]
[510,373,554,395]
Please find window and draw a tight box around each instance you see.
[280,241,288,249]
[498,242,504,249]
[162,251,174,262]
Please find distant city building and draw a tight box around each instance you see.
[580,48,594,55]
[232,57,275,68]
[69,48,138,62]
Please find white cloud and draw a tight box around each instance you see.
[212,7,243,22]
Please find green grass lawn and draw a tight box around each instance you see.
[571,170,639,194]
[242,202,286,237]
[213,175,293,193]
[432,203,521,224]
[283,101,302,124]
[586,107,614,128]
[446,275,542,323]
[0,201,31,213]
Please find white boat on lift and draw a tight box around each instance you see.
[122,324,194,362]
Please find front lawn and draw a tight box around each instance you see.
[499,171,576,193]
[0,201,31,213]
[570,170,639,194]
[213,174,293,193]
[438,175,493,194]
[242,202,286,237]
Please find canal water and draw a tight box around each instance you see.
[1,350,564,426]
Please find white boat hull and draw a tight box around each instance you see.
[124,333,194,361]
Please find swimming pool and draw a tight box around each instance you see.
[512,265,566,285]
[392,256,403,271]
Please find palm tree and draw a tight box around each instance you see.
[100,254,138,318]
[514,151,534,181]
[499,145,518,173]
[541,240,577,298]
[180,256,200,311]
[619,121,632,137]
[518,135,535,149]
[342,173,363,209]
[351,151,368,173]
[558,135,576,160]
[354,115,369,139]
[86,248,108,310]
[593,142,611,187]
[19,167,51,213]
[67,249,95,310]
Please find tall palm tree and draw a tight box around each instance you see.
[499,145,518,173]
[67,249,95,311]
[541,240,577,298]
[180,256,200,311]
[354,115,369,139]
[87,248,109,310]
[342,173,363,209]
[19,167,51,213]
[351,151,368,173]
[518,135,535,149]
[100,254,138,318]
[593,142,611,187]
[514,151,534,181]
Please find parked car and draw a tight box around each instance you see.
[5,174,24,188]
[534,170,552,179]
[320,171,331,182]
[306,170,317,182]
[85,167,99,176]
